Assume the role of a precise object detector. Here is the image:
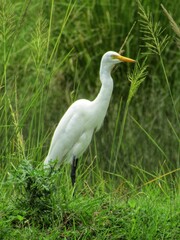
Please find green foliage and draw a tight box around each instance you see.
[0,0,179,238]
[8,160,61,228]
[1,176,179,238]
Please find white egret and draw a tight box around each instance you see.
[44,51,135,185]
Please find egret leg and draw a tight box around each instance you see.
[71,156,78,186]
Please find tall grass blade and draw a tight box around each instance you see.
[110,97,122,168]
[138,0,180,130]
[131,115,168,161]
[114,59,148,172]
[119,21,137,53]
[48,1,76,65]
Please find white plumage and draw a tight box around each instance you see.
[44,51,135,183]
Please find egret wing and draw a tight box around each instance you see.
[46,100,92,165]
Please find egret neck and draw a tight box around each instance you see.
[92,63,114,130]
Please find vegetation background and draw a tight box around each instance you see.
[0,0,179,239]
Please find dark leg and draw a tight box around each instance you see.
[71,156,78,186]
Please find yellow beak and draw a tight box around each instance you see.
[114,55,136,63]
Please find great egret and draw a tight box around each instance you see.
[44,51,135,185]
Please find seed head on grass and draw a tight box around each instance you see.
[127,59,148,105]
[29,16,48,70]
[0,1,16,48]
[137,0,169,55]
[161,4,180,49]
[114,58,148,170]
[137,0,180,127]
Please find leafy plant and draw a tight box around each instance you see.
[9,160,60,228]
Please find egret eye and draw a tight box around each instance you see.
[111,55,119,59]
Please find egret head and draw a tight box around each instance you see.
[101,51,135,71]
[102,51,135,65]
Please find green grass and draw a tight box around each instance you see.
[0,0,180,239]
[1,164,179,239]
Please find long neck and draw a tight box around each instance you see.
[92,64,114,125]
[96,68,113,104]
[95,62,113,102]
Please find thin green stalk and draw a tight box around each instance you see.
[110,97,122,169]
[167,119,180,142]
[114,100,129,171]
[167,119,180,167]
[119,21,137,53]
[2,7,8,156]
[48,0,76,65]
[0,1,31,160]
[131,115,168,161]
[46,0,54,61]
[113,60,148,172]
[159,55,180,127]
